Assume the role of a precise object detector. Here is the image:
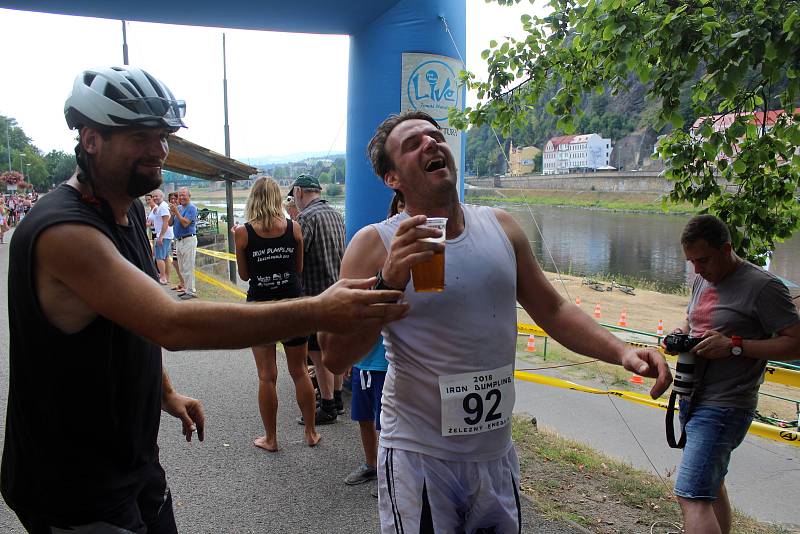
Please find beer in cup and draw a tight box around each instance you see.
[411,217,447,292]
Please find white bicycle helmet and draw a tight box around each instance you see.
[64,66,186,132]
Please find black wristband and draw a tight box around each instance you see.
[373,270,404,291]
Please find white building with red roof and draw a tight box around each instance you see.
[691,108,799,136]
[542,133,612,175]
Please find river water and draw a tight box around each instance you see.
[495,201,800,292]
[200,199,800,292]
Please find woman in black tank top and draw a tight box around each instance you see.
[233,177,321,450]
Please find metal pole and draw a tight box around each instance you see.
[122,21,129,65]
[6,120,11,171]
[222,33,236,283]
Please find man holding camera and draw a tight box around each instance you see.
[667,214,800,534]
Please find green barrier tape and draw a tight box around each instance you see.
[520,323,800,389]
[514,370,800,447]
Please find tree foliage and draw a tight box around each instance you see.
[44,150,76,186]
[1,115,71,192]
[453,0,800,263]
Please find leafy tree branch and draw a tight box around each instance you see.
[452,0,800,263]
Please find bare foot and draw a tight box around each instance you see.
[305,430,322,447]
[253,436,279,452]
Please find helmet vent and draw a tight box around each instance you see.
[125,77,146,98]
[104,84,128,105]
[119,81,137,96]
[143,71,167,99]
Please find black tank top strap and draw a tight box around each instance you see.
[244,221,257,240]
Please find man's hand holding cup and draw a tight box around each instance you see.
[381,215,445,291]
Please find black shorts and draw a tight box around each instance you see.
[14,464,176,534]
[308,333,321,352]
[282,335,308,348]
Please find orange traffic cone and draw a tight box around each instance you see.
[526,334,536,353]
[657,319,664,336]
[575,296,582,306]
[629,375,644,385]
[594,304,601,319]
[618,309,628,327]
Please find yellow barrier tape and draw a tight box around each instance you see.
[194,270,246,298]
[514,370,800,447]
[197,248,237,261]
[763,365,800,389]
[517,322,548,338]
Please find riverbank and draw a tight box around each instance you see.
[466,188,699,214]
[191,184,692,216]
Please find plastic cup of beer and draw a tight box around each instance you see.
[411,217,447,292]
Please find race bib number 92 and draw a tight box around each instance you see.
[438,364,515,437]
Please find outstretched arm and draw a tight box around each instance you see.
[494,209,672,398]
[35,223,408,352]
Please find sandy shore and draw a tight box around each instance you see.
[518,272,688,337]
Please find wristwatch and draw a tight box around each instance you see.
[730,335,743,356]
[373,270,404,291]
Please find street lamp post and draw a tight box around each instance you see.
[25,163,31,181]
[18,152,26,175]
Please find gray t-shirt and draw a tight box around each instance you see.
[688,261,799,410]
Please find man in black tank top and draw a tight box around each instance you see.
[2,67,407,533]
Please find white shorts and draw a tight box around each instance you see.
[377,446,521,534]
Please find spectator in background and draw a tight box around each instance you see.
[343,195,404,495]
[145,193,158,255]
[289,174,346,424]
[150,189,173,285]
[388,191,405,218]
[167,192,186,294]
[170,187,197,299]
[0,196,8,244]
[233,177,320,450]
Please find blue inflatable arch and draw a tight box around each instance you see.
[5,0,466,240]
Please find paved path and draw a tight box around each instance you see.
[0,227,576,533]
[513,357,800,530]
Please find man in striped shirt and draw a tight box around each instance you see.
[290,174,347,423]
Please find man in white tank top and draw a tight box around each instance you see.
[321,111,672,533]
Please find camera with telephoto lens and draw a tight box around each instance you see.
[664,333,701,396]
[663,333,701,354]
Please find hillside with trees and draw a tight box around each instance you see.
[465,80,664,176]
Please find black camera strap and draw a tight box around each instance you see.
[666,390,689,449]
